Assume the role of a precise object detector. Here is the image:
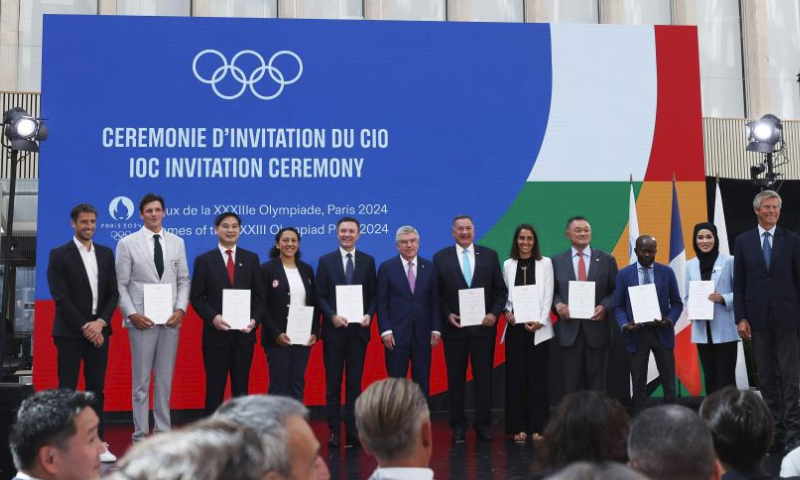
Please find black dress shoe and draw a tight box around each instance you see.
[476,429,493,442]
[452,429,466,444]
[328,432,340,448]
[345,433,361,448]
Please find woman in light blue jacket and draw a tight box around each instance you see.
[685,222,738,394]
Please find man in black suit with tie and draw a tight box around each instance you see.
[316,216,377,448]
[734,189,800,452]
[552,216,618,393]
[190,212,265,415]
[377,225,441,397]
[9,389,105,480]
[433,215,507,443]
[46,203,118,461]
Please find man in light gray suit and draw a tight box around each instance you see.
[116,193,190,442]
[552,216,618,393]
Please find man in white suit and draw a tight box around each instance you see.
[116,193,190,443]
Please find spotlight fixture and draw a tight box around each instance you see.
[745,113,785,190]
[2,107,48,152]
[746,114,783,154]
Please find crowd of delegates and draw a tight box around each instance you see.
[12,384,800,480]
[43,187,800,463]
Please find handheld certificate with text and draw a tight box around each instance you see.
[222,289,251,329]
[336,285,364,324]
[458,288,486,327]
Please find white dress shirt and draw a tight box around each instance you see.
[571,245,592,279]
[758,224,776,249]
[73,236,98,315]
[141,226,167,260]
[340,246,357,272]
[218,244,237,264]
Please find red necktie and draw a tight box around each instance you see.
[226,249,235,285]
[577,253,587,281]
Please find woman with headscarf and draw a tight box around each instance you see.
[685,222,739,393]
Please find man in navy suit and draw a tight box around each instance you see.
[9,389,105,480]
[46,204,118,461]
[316,216,377,448]
[377,225,441,397]
[434,215,507,443]
[615,235,682,412]
[190,211,265,415]
[734,189,800,452]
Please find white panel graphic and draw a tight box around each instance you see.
[528,25,658,182]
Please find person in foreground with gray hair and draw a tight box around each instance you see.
[109,419,267,480]
[355,378,435,480]
[544,462,649,480]
[628,405,721,480]
[213,394,330,480]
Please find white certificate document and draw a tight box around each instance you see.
[512,285,541,324]
[143,283,173,325]
[458,287,486,327]
[336,285,364,324]
[628,284,662,324]
[222,289,251,329]
[568,281,596,319]
[286,305,314,345]
[688,280,715,321]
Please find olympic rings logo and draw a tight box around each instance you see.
[192,49,303,100]
[109,231,132,241]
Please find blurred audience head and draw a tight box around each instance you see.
[535,391,630,473]
[355,378,432,468]
[628,405,720,480]
[544,461,650,480]
[700,386,773,473]
[214,394,330,480]
[9,389,103,480]
[110,419,266,480]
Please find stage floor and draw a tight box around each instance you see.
[101,410,783,480]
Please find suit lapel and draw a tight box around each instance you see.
[561,251,577,282]
[770,228,784,272]
[135,232,160,279]
[212,249,232,287]
[586,249,601,282]
[449,246,468,288]
[334,250,348,284]
[67,241,93,290]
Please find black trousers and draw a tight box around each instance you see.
[384,332,432,398]
[264,344,311,401]
[629,327,675,412]
[323,327,367,435]
[202,344,254,415]
[54,335,109,438]
[561,323,609,393]
[443,334,495,432]
[752,309,800,449]
[696,341,737,394]
[505,324,549,434]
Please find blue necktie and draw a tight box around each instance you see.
[461,248,472,286]
[763,232,772,269]
[345,253,355,284]
[642,267,652,285]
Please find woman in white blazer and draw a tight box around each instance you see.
[685,222,738,394]
[502,223,554,443]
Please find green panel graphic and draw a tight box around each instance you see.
[479,181,643,257]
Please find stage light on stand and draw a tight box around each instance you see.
[0,108,47,371]
[746,114,785,190]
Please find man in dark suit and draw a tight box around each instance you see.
[9,389,105,480]
[316,216,377,448]
[190,212,265,415]
[433,215,507,443]
[46,203,118,462]
[552,216,618,393]
[615,235,682,412]
[734,189,800,452]
[377,225,441,397]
